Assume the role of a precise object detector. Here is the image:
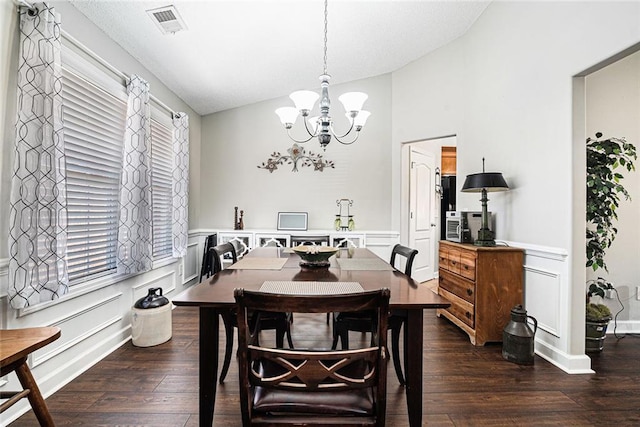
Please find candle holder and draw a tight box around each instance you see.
[335,199,354,231]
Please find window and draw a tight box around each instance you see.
[62,67,126,282]
[150,118,174,259]
[61,44,177,284]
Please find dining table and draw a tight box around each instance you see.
[172,246,450,427]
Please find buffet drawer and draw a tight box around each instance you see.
[439,268,475,304]
[444,247,461,275]
[439,287,475,328]
[459,250,476,280]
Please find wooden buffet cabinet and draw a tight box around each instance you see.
[437,240,524,345]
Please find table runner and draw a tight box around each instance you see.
[336,258,394,271]
[228,257,287,270]
[259,281,364,295]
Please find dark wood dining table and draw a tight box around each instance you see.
[172,246,450,427]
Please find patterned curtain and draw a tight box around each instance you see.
[8,3,69,309]
[172,113,189,258]
[116,75,153,274]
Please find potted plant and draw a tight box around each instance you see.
[585,132,636,351]
[585,278,613,352]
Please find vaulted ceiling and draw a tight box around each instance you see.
[66,0,490,116]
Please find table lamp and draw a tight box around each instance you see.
[461,158,509,246]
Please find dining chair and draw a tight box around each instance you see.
[1,326,61,427]
[332,244,419,385]
[199,233,217,282]
[235,287,389,426]
[290,235,330,247]
[212,243,294,384]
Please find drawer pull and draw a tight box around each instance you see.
[465,312,471,319]
[466,288,473,296]
[451,261,456,265]
[463,265,469,270]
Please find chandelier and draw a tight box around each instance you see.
[275,0,370,150]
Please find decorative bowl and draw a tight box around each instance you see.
[292,245,339,268]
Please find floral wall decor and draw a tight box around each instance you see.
[258,144,335,173]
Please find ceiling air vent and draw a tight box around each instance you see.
[146,5,187,35]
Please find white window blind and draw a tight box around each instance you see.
[62,67,126,283]
[150,119,174,259]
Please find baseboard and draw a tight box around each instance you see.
[607,319,640,335]
[534,339,594,374]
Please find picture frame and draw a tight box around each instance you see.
[277,212,308,231]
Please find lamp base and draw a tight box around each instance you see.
[474,228,496,247]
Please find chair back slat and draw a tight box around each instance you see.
[389,244,419,277]
[248,346,379,390]
[211,242,237,275]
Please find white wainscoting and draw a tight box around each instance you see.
[504,240,594,374]
[524,264,562,338]
[184,241,200,283]
[0,254,189,424]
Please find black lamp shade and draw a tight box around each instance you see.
[461,172,509,193]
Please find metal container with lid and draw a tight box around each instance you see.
[132,287,172,347]
[502,305,537,365]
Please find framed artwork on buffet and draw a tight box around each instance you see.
[277,212,308,231]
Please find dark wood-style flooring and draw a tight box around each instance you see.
[10,304,640,426]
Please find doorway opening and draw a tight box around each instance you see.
[401,135,457,283]
[572,42,640,357]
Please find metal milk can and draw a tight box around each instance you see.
[502,305,537,365]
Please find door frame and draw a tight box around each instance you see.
[400,135,457,281]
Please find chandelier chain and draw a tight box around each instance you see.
[323,0,328,75]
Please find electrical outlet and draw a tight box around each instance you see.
[178,264,183,276]
[605,289,613,299]
[637,286,640,301]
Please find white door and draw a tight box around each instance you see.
[409,148,436,282]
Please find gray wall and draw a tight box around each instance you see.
[390,0,640,365]
[200,73,392,231]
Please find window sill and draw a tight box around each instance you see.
[17,257,180,318]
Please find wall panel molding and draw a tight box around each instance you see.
[34,315,123,367]
[509,240,592,373]
[523,264,562,337]
[45,292,123,327]
[184,241,199,283]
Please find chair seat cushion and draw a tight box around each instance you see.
[252,359,375,416]
[253,386,375,416]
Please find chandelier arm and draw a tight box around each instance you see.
[302,117,321,138]
[331,128,360,145]
[329,120,356,139]
[286,127,316,144]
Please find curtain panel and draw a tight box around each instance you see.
[116,75,153,274]
[172,113,189,258]
[8,3,69,309]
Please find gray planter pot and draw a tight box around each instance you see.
[585,318,610,352]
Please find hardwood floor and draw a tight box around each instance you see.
[9,304,640,426]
